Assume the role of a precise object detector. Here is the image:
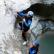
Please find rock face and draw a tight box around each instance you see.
[5,0,31,12]
[31,0,54,4]
[43,0,54,4]
[0,0,31,54]
[31,0,42,4]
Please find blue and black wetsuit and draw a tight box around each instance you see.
[19,17,32,41]
[29,38,40,54]
[18,11,32,32]
[18,11,33,41]
[29,44,39,54]
[23,18,32,32]
[29,47,37,54]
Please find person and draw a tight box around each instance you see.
[17,11,34,45]
[29,43,39,54]
[29,38,40,54]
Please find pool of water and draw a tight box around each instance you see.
[40,31,54,54]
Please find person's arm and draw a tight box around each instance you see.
[23,19,32,27]
[18,12,26,17]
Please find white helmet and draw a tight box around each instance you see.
[27,11,34,16]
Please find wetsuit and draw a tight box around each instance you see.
[29,44,39,54]
[18,11,33,32]
[29,37,40,54]
[18,11,33,41]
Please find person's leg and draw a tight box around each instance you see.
[22,31,27,41]
[22,31,28,45]
[22,27,30,45]
[19,22,23,30]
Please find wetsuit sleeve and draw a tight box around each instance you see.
[24,19,32,27]
[17,11,26,17]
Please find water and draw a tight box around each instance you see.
[40,31,54,54]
